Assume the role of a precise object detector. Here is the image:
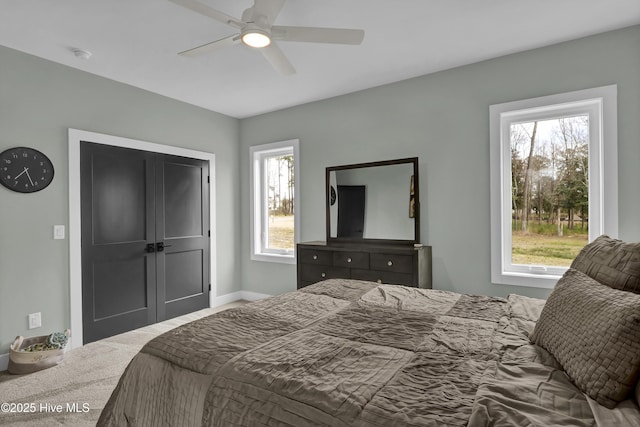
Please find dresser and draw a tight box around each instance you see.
[297,241,432,289]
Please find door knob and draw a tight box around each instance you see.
[156,242,172,252]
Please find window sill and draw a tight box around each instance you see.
[251,252,296,265]
[492,271,562,289]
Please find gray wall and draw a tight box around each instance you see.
[239,25,640,298]
[0,46,240,355]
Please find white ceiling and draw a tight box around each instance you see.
[1,1,639,118]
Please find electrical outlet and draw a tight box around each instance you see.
[28,312,42,329]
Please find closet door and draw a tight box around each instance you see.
[81,143,210,344]
[155,155,210,321]
[81,142,157,343]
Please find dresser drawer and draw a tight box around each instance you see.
[298,248,332,265]
[351,269,415,287]
[370,253,414,273]
[300,264,350,283]
[333,251,369,269]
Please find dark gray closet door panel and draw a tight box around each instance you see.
[163,161,204,238]
[81,142,157,344]
[155,155,210,321]
[164,250,205,302]
[92,255,149,320]
[90,152,148,244]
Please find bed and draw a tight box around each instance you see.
[99,236,640,426]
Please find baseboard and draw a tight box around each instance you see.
[0,352,9,372]
[213,291,243,306]
[239,290,272,301]
[213,290,271,307]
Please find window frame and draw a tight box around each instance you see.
[250,139,300,264]
[490,86,618,288]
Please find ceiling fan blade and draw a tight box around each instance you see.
[272,26,364,45]
[252,0,286,25]
[260,42,295,75]
[178,34,239,57]
[169,0,243,29]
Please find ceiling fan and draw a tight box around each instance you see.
[169,0,365,75]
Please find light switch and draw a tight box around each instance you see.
[53,225,65,240]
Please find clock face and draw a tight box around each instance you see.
[0,147,55,193]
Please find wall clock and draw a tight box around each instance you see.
[0,147,55,193]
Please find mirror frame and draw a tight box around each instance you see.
[326,157,420,246]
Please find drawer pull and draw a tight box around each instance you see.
[387,260,393,267]
[313,255,318,260]
[321,272,326,278]
[347,257,352,263]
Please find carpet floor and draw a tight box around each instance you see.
[0,302,246,426]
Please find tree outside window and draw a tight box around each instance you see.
[510,116,589,267]
[265,154,295,250]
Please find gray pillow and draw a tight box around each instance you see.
[530,268,640,408]
[571,235,640,294]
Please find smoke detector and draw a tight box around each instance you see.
[71,48,92,60]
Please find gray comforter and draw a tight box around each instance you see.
[98,279,640,426]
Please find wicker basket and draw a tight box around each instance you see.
[8,329,71,375]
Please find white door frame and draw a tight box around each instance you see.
[68,129,216,349]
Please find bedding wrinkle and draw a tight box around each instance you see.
[358,353,493,426]
[99,352,213,426]
[470,363,595,427]
[204,329,412,426]
[418,316,496,357]
[309,303,438,352]
[298,279,377,302]
[359,285,461,314]
[587,396,640,427]
[507,294,546,323]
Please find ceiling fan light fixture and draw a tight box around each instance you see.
[241,27,271,48]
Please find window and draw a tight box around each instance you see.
[490,86,617,288]
[250,139,300,263]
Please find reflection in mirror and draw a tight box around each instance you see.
[327,158,418,243]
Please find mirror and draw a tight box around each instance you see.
[326,157,419,245]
